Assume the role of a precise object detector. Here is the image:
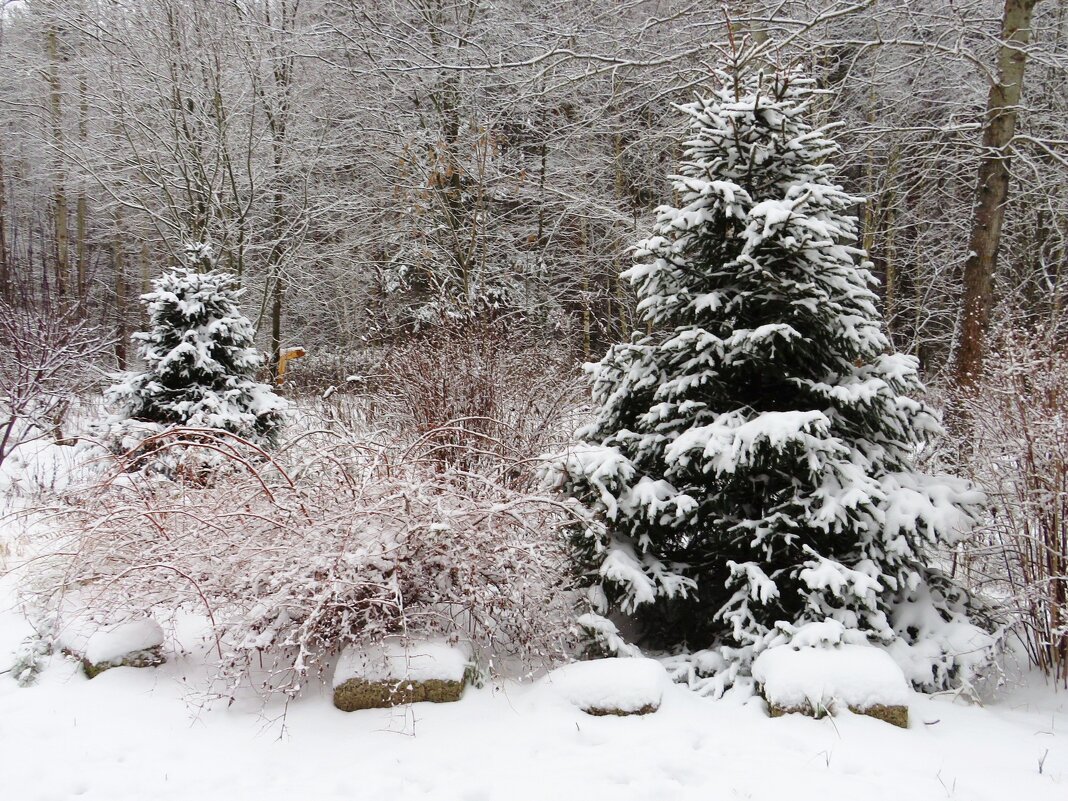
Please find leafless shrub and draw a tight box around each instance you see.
[371,322,583,488]
[0,299,110,468]
[959,329,1068,687]
[21,426,580,701]
[273,346,389,398]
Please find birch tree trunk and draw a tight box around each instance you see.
[952,0,1042,389]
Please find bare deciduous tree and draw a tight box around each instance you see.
[0,297,108,467]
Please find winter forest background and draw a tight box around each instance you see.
[4,0,1066,373]
[1,0,1068,746]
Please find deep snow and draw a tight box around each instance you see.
[1,442,1066,801]
[1,618,1065,801]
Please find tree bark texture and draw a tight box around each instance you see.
[0,150,9,300]
[76,68,89,305]
[46,25,69,299]
[952,0,1041,389]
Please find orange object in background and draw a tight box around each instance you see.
[276,346,306,384]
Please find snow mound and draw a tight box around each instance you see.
[56,618,165,666]
[333,638,470,688]
[543,657,669,714]
[753,644,911,711]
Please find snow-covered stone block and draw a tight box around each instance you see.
[59,618,166,679]
[543,657,669,716]
[332,638,470,712]
[753,644,910,728]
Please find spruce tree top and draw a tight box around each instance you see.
[551,68,981,671]
[108,255,286,446]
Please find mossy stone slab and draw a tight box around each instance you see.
[333,677,465,712]
[81,646,166,679]
[583,701,660,717]
[768,701,908,728]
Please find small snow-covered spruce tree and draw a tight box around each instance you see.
[550,67,989,688]
[107,244,286,446]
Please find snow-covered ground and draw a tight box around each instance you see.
[1,443,1066,801]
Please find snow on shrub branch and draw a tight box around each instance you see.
[19,426,578,700]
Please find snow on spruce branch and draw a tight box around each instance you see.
[549,62,998,692]
[104,257,286,450]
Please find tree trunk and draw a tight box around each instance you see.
[139,240,151,332]
[0,148,9,300]
[267,103,287,373]
[267,132,286,373]
[46,24,69,300]
[884,195,899,334]
[114,211,127,370]
[951,0,1041,389]
[536,106,548,249]
[76,68,89,306]
[580,218,591,359]
[882,147,901,338]
[269,204,284,377]
[76,193,87,302]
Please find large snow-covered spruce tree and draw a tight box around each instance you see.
[551,68,986,683]
[107,245,286,446]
